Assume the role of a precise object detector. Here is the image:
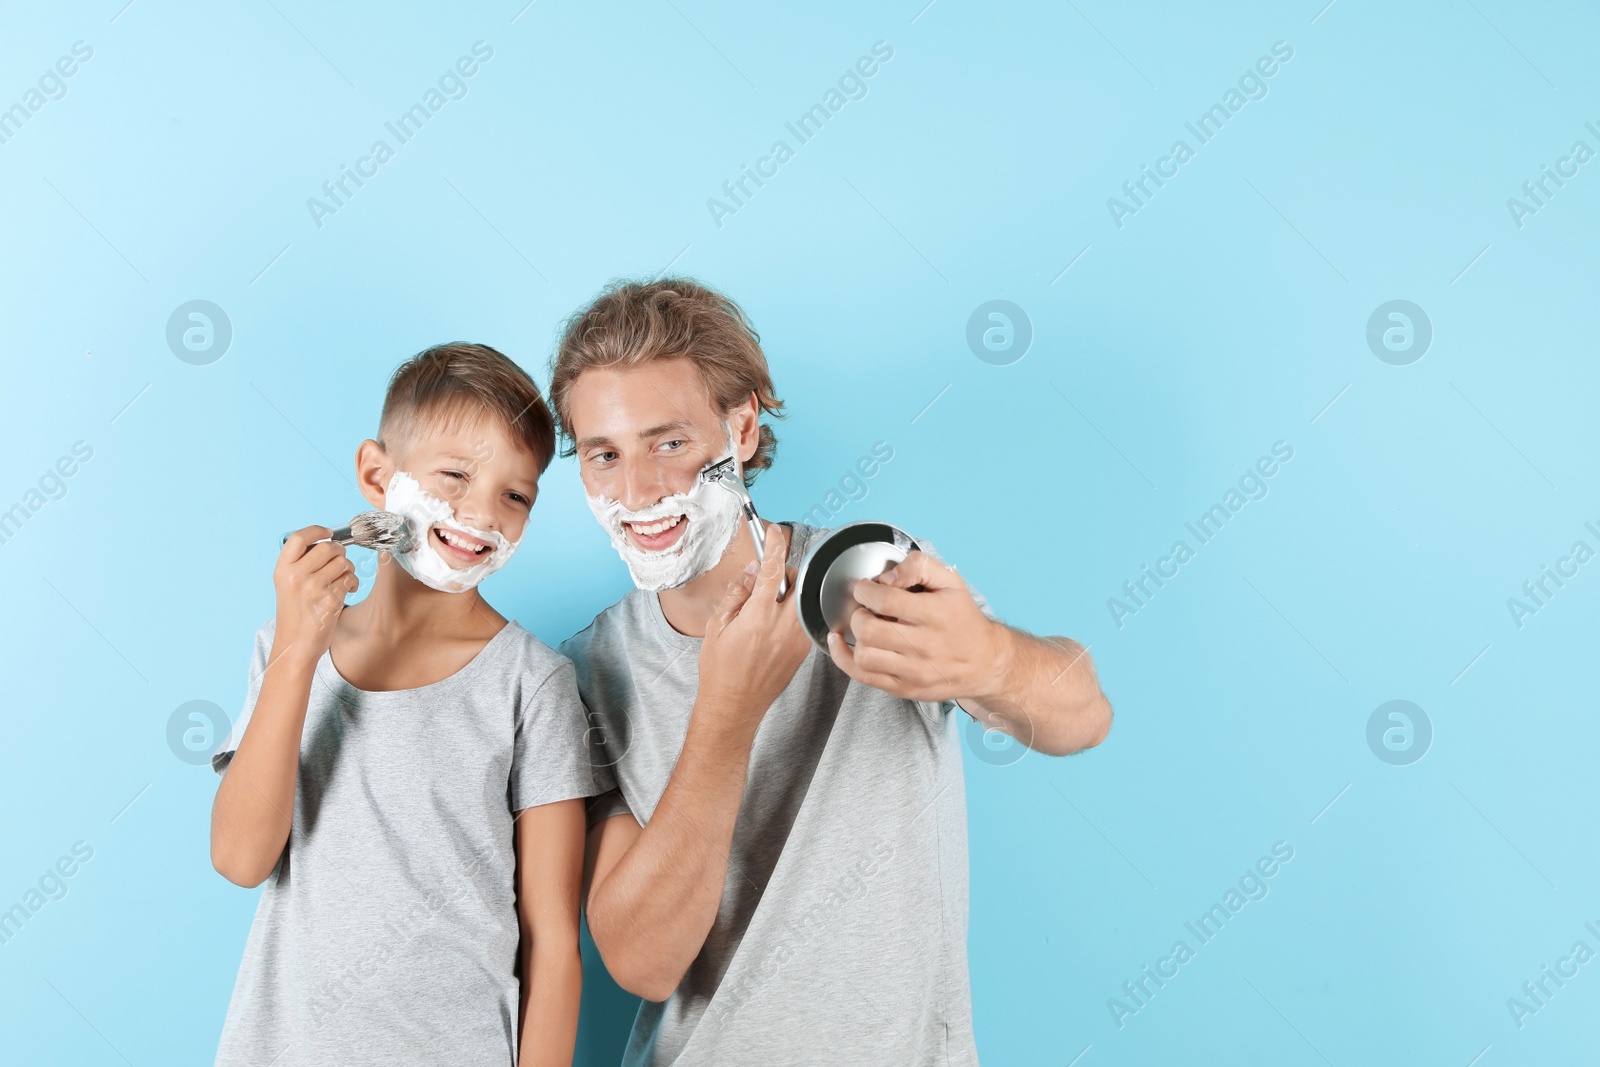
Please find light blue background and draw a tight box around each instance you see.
[2,1,1596,1064]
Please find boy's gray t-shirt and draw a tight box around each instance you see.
[211,618,612,1067]
[563,522,983,1067]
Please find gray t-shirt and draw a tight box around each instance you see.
[212,618,612,1067]
[562,522,984,1067]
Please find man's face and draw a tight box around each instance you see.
[370,414,542,569]
[568,357,746,555]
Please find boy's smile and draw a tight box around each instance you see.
[432,524,496,565]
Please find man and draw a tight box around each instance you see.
[551,277,1112,1065]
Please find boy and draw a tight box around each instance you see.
[209,343,609,1067]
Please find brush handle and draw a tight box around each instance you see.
[279,526,356,547]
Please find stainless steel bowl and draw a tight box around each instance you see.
[795,521,922,649]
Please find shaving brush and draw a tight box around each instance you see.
[281,510,414,553]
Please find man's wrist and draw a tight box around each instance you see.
[966,619,1018,705]
[688,695,763,751]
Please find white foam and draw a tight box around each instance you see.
[384,470,519,593]
[585,423,743,592]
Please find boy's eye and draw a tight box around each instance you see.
[441,469,467,480]
[507,492,531,506]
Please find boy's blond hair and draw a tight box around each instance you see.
[379,343,556,474]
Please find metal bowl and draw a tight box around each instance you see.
[795,521,923,649]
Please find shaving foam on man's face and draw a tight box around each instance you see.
[584,422,744,592]
[384,470,521,593]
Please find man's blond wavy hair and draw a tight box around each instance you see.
[548,277,784,486]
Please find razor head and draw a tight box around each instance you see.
[348,510,415,554]
[699,455,744,493]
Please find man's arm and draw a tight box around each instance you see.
[582,536,811,1002]
[828,551,1112,757]
[514,798,586,1067]
[954,629,1111,756]
[581,706,759,1001]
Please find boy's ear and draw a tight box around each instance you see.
[355,439,392,509]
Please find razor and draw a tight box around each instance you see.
[700,455,789,599]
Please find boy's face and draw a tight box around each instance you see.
[360,413,542,570]
[568,357,758,555]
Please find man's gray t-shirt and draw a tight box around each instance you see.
[212,618,612,1067]
[563,522,983,1066]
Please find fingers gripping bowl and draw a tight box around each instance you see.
[794,522,924,650]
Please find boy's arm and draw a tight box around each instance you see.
[514,798,586,1067]
[210,528,356,887]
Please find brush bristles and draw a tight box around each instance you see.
[348,510,414,553]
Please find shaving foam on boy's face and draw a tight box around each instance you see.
[383,470,520,593]
[585,420,743,592]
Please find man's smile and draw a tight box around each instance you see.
[625,514,688,552]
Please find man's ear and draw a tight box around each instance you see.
[355,439,392,509]
[730,393,762,467]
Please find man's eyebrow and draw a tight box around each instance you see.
[575,420,697,453]
[638,419,696,439]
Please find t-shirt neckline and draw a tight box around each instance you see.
[316,619,522,697]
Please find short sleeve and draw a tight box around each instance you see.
[213,619,276,775]
[511,657,618,812]
[583,788,636,829]
[909,538,998,721]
